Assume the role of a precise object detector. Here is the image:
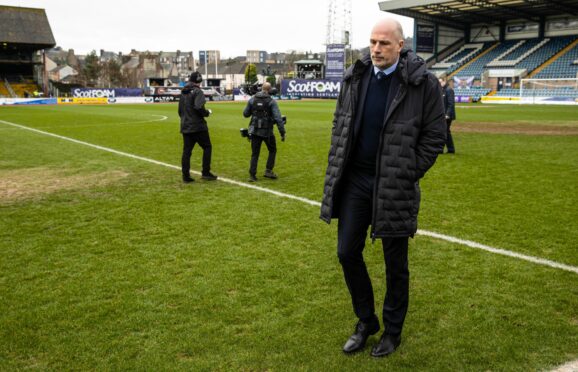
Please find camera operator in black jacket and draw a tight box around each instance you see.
[242,82,286,182]
[178,72,217,183]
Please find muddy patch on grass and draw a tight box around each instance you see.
[0,168,129,203]
[454,122,578,136]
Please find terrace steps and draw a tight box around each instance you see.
[528,38,578,78]
[449,42,499,78]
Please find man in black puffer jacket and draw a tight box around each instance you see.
[320,18,446,357]
[178,71,217,183]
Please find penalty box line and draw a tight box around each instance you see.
[2,118,577,276]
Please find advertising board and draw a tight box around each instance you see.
[152,95,180,103]
[0,98,57,105]
[107,97,154,104]
[72,88,143,98]
[58,97,108,105]
[325,44,346,81]
[281,79,341,98]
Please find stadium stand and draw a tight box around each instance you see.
[431,43,494,76]
[453,41,516,78]
[0,6,56,97]
[0,80,11,97]
[380,1,578,103]
[533,40,578,79]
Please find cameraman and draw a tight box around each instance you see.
[178,72,218,183]
[243,82,286,182]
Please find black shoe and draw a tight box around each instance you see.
[370,333,401,357]
[202,172,218,181]
[248,174,257,182]
[264,170,278,179]
[342,318,380,354]
[182,177,195,183]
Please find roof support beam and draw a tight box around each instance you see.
[547,0,578,16]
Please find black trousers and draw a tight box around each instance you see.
[181,131,212,177]
[249,135,276,176]
[446,119,455,153]
[337,170,409,336]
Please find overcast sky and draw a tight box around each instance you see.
[1,0,413,57]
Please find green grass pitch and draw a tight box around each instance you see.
[1,101,577,370]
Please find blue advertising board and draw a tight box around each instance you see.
[416,24,435,53]
[72,88,143,98]
[281,79,341,99]
[325,44,346,81]
[0,98,57,105]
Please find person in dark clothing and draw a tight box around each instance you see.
[242,82,286,182]
[178,72,217,183]
[320,18,446,357]
[439,77,456,154]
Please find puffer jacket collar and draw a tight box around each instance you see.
[344,49,427,86]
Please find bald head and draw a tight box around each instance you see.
[262,82,272,92]
[372,18,404,40]
[369,18,405,69]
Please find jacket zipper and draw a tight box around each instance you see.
[371,84,406,242]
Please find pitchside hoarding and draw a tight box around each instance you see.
[148,87,183,96]
[108,97,154,104]
[0,98,57,105]
[72,88,143,98]
[281,79,341,99]
[326,44,346,81]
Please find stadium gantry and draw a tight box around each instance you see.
[379,0,578,104]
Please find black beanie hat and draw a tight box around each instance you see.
[189,72,202,83]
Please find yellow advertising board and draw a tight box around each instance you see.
[57,97,108,105]
[481,96,520,102]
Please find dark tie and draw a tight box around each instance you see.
[376,71,386,81]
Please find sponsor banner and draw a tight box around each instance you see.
[455,96,471,103]
[487,69,527,77]
[234,94,301,101]
[152,95,180,103]
[453,76,475,89]
[72,88,143,98]
[416,24,435,53]
[278,95,302,100]
[234,94,251,101]
[548,18,578,31]
[0,98,57,105]
[149,87,183,96]
[326,44,346,81]
[281,79,341,98]
[58,97,108,105]
[507,23,538,33]
[108,97,154,104]
[481,96,520,102]
[482,96,578,105]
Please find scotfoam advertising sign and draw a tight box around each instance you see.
[281,79,341,98]
[72,88,143,98]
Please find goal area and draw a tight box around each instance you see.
[519,78,578,104]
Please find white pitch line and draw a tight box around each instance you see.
[550,359,578,372]
[2,118,577,275]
